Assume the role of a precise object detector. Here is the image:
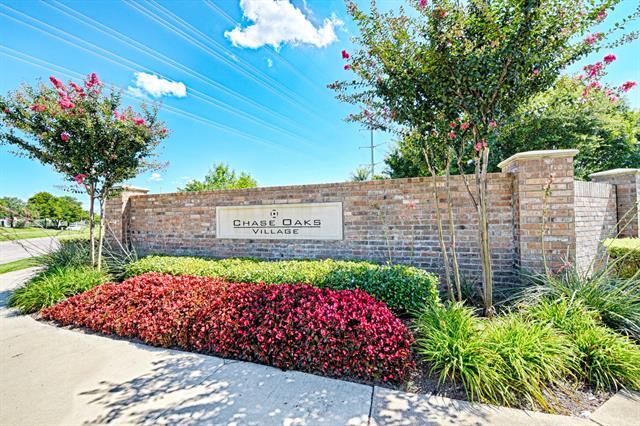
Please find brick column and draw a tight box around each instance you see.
[499,149,578,273]
[104,185,149,248]
[589,169,640,238]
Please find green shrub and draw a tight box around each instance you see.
[125,256,439,314]
[521,268,640,339]
[413,303,510,404]
[527,299,640,390]
[482,314,576,409]
[9,266,110,314]
[40,238,91,269]
[605,238,640,278]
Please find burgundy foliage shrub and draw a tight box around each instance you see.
[42,273,414,383]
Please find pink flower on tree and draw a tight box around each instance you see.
[84,72,102,90]
[73,174,88,185]
[344,64,351,70]
[341,50,350,59]
[489,120,497,128]
[609,95,619,103]
[447,131,456,139]
[583,62,603,79]
[419,0,428,8]
[597,9,607,22]
[69,81,86,97]
[460,122,470,130]
[58,97,75,109]
[603,54,616,64]
[60,132,70,142]
[29,104,46,112]
[532,68,540,76]
[620,81,637,92]
[449,121,457,128]
[133,117,146,126]
[590,81,602,90]
[584,32,603,45]
[49,76,65,91]
[474,142,483,152]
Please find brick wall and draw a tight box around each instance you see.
[590,169,640,238]
[106,150,639,286]
[113,174,517,286]
[574,181,617,273]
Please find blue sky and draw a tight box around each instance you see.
[1,0,639,205]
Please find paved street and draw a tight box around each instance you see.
[1,268,638,425]
[0,236,59,264]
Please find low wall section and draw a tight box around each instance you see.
[106,150,639,287]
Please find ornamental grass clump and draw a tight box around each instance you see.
[521,267,640,340]
[482,314,577,410]
[42,273,415,383]
[415,303,580,410]
[413,303,510,404]
[527,299,640,391]
[9,266,109,314]
[124,256,439,315]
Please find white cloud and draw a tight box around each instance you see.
[149,172,163,182]
[127,72,187,98]
[267,58,273,68]
[224,0,343,49]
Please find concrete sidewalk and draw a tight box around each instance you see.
[1,268,637,425]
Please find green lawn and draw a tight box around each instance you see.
[0,227,88,242]
[0,257,44,275]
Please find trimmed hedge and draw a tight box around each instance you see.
[42,273,415,383]
[605,238,640,278]
[125,256,439,314]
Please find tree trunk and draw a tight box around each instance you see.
[424,148,454,301]
[444,156,463,301]
[97,196,106,271]
[478,147,493,316]
[88,185,96,268]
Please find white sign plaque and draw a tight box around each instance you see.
[216,202,343,240]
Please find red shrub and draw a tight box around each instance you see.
[42,273,414,383]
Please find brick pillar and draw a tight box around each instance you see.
[104,185,149,248]
[499,149,578,273]
[589,169,640,238]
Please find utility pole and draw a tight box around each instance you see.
[359,128,383,179]
[369,128,374,178]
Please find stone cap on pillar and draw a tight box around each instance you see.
[112,185,150,195]
[589,169,640,179]
[498,149,579,171]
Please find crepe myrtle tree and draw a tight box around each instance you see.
[0,73,168,269]
[331,0,638,315]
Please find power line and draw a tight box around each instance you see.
[0,45,299,154]
[10,2,307,137]
[0,4,315,148]
[124,0,323,122]
[202,0,323,92]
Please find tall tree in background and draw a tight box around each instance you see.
[0,197,27,227]
[386,74,639,180]
[179,163,257,192]
[492,74,639,179]
[27,192,60,228]
[331,0,638,315]
[0,72,168,269]
[56,196,84,227]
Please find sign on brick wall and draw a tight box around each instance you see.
[216,202,343,240]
